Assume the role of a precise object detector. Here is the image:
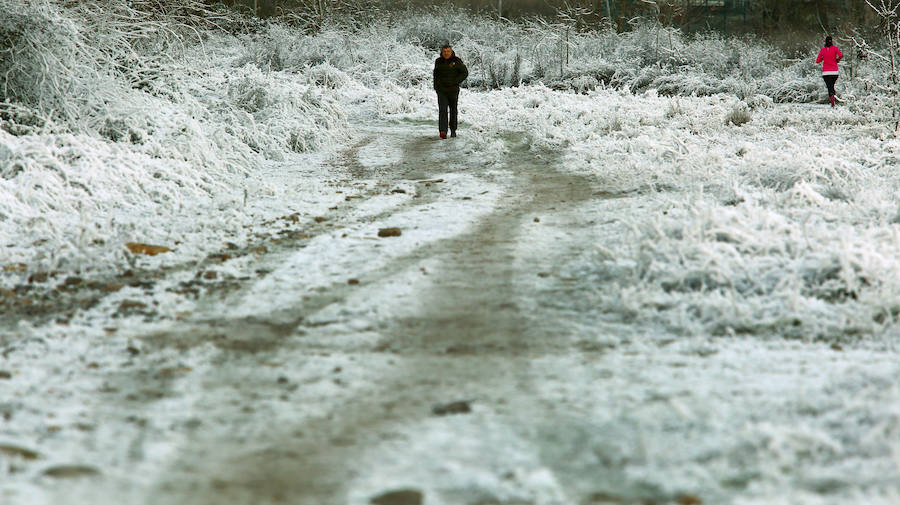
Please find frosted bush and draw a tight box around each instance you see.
[568,75,602,94]
[386,63,430,88]
[678,32,734,75]
[559,60,618,87]
[746,94,774,109]
[730,37,779,79]
[229,71,275,113]
[224,65,348,157]
[588,196,900,340]
[726,102,753,126]
[630,67,667,92]
[371,82,426,115]
[565,28,623,64]
[615,22,681,68]
[393,8,466,51]
[675,33,775,80]
[0,0,99,125]
[0,0,235,132]
[653,73,736,97]
[759,60,822,103]
[239,24,355,71]
[239,30,287,71]
[305,63,351,89]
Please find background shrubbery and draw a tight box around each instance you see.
[0,0,351,273]
[1,0,892,139]
[237,7,882,106]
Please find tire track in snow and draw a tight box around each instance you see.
[139,125,609,505]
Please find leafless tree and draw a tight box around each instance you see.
[847,0,900,127]
[862,0,900,82]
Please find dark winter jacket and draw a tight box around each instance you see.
[433,53,468,93]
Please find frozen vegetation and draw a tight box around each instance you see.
[3,1,900,504]
[4,0,900,339]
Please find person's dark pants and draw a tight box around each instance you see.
[436,89,459,133]
[823,75,838,96]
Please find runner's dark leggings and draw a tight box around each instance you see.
[823,75,838,96]
[436,90,459,133]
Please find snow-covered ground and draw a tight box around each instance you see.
[3,4,900,505]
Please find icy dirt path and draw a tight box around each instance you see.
[4,118,900,505]
[118,123,609,505]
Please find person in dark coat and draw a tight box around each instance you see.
[433,45,468,139]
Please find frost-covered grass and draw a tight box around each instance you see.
[374,78,900,342]
[0,1,350,278]
[3,0,900,345]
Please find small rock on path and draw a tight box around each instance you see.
[370,489,423,505]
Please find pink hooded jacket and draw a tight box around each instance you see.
[816,46,843,75]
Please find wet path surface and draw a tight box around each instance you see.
[139,123,610,505]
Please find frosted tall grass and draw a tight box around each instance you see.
[0,1,349,277]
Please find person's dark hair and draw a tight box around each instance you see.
[825,36,833,47]
[439,45,455,59]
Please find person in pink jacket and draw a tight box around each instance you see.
[816,36,843,107]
